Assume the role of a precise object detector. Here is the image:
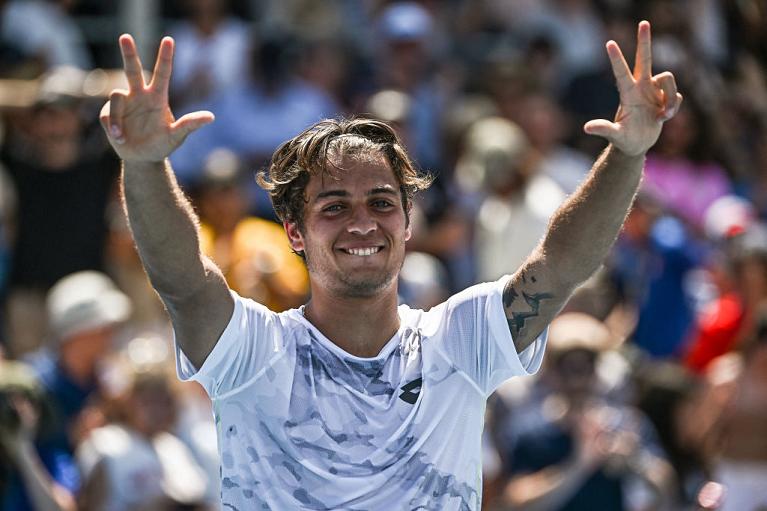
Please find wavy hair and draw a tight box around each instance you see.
[257,117,433,229]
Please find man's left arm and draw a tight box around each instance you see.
[503,21,683,353]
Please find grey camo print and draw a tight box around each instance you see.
[214,321,483,510]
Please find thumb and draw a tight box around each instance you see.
[584,119,620,141]
[170,110,215,141]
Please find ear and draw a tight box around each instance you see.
[284,221,305,252]
[404,202,413,242]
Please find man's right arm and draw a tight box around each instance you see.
[100,34,232,368]
[122,160,232,368]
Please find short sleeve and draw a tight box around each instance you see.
[426,277,547,396]
[174,291,285,398]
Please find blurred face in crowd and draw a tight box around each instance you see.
[551,348,598,400]
[385,39,427,90]
[60,325,115,383]
[655,106,697,157]
[32,104,82,145]
[128,377,177,437]
[516,93,567,152]
[30,104,83,169]
[285,151,411,299]
[198,183,248,233]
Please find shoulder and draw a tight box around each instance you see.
[411,278,509,334]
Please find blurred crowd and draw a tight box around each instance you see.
[1,0,767,510]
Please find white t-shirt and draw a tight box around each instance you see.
[175,277,547,510]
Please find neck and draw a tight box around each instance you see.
[304,286,401,358]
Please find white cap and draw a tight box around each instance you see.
[456,117,529,192]
[548,313,618,354]
[47,271,131,341]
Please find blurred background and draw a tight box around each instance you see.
[1,0,767,510]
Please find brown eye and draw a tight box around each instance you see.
[372,200,394,209]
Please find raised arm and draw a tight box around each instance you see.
[505,21,682,352]
[99,35,233,368]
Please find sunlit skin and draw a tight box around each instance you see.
[284,152,411,356]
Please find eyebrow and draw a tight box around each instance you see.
[315,186,399,200]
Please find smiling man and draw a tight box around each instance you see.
[99,20,681,510]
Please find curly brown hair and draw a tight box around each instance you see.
[257,117,433,230]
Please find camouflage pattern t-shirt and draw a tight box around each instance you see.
[175,276,546,510]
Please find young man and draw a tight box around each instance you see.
[99,21,681,510]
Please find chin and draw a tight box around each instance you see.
[337,272,396,298]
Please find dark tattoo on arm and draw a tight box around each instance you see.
[503,278,554,341]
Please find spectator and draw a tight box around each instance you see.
[168,0,253,110]
[77,357,208,511]
[610,195,702,359]
[2,67,120,356]
[457,116,566,282]
[169,31,340,193]
[642,98,732,232]
[0,0,92,71]
[0,359,78,511]
[685,223,767,372]
[692,321,767,511]
[373,1,446,171]
[712,325,767,511]
[24,271,131,458]
[635,362,713,508]
[512,89,592,194]
[488,313,675,511]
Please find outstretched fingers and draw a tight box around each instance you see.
[634,21,653,79]
[119,34,146,91]
[606,41,633,95]
[149,36,174,96]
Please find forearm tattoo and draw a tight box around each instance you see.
[503,276,553,340]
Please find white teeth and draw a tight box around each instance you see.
[346,247,381,256]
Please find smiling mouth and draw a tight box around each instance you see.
[342,247,383,256]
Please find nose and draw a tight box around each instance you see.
[347,206,377,235]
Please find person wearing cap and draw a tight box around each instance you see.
[488,313,675,511]
[2,66,121,357]
[0,359,78,511]
[457,116,567,282]
[23,271,131,458]
[99,20,681,510]
[374,1,443,172]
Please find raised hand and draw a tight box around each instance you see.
[584,21,682,156]
[99,35,214,162]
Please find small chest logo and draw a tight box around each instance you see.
[399,377,422,404]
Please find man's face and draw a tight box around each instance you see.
[285,152,411,299]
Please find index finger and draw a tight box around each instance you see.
[606,41,633,94]
[634,21,652,79]
[119,34,146,90]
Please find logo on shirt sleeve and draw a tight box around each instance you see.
[399,377,422,404]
